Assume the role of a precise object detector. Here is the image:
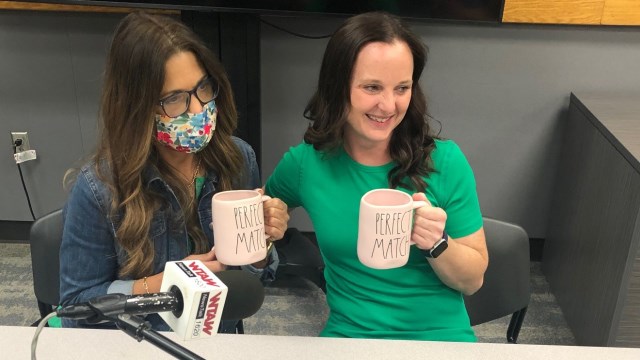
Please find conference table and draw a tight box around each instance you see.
[3,326,640,360]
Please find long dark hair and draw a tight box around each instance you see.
[304,11,436,192]
[96,12,244,278]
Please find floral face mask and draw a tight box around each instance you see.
[155,101,217,153]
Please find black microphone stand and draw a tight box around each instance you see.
[114,314,205,360]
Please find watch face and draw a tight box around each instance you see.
[430,240,449,258]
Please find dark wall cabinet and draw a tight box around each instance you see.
[544,92,640,347]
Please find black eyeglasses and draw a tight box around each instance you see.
[158,77,220,118]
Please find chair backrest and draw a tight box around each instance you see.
[29,208,63,313]
[464,217,531,326]
[274,228,326,292]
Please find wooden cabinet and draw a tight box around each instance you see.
[602,0,640,25]
[503,0,604,25]
[503,0,640,25]
[544,93,640,347]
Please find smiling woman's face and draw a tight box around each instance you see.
[344,40,413,151]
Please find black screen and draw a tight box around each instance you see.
[36,0,504,22]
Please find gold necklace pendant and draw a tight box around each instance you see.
[189,157,203,188]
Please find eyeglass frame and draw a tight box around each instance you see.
[158,76,220,118]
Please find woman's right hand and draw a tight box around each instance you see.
[185,247,226,273]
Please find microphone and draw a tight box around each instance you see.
[57,261,265,340]
[56,292,179,320]
[157,261,264,340]
[213,270,265,321]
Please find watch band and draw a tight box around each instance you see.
[422,231,449,259]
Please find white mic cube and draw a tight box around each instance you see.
[159,260,228,340]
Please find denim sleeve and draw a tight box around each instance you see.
[247,146,261,189]
[59,171,126,311]
[233,136,261,188]
[240,249,279,284]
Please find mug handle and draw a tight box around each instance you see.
[408,200,427,245]
[260,195,272,242]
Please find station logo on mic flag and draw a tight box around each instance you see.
[160,260,228,340]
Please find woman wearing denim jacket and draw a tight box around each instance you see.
[59,12,289,332]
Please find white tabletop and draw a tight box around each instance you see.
[3,325,640,360]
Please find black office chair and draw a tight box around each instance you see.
[275,220,530,343]
[274,228,326,293]
[464,217,531,343]
[29,208,64,326]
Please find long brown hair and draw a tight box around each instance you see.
[96,12,244,278]
[304,12,436,192]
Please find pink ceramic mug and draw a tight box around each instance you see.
[357,189,427,269]
[212,190,271,265]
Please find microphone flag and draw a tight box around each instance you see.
[159,260,228,340]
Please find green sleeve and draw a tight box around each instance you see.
[265,143,305,208]
[440,141,483,238]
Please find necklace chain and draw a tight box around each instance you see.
[188,157,202,188]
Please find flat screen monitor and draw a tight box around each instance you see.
[39,0,505,22]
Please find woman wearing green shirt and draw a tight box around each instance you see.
[265,11,488,341]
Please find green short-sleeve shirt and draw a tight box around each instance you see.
[265,139,482,341]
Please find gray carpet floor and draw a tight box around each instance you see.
[0,243,576,345]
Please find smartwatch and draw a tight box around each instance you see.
[422,232,449,259]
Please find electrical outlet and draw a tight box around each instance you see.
[11,132,30,152]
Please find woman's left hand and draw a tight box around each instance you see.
[410,192,447,251]
[185,247,226,273]
[256,188,289,242]
[409,192,488,295]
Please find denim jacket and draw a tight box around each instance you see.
[59,137,278,331]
